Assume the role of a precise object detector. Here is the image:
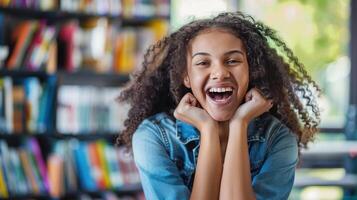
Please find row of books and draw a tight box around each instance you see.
[48,139,140,197]
[0,76,56,134]
[0,138,48,197]
[0,0,170,17]
[1,18,168,74]
[5,20,56,72]
[122,0,170,18]
[114,19,169,73]
[70,192,144,200]
[0,138,140,198]
[58,18,168,73]
[56,85,127,134]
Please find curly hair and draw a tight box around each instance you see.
[116,12,320,150]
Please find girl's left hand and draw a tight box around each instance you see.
[230,88,273,125]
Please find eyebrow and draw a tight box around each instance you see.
[192,50,245,58]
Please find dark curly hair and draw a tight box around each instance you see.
[116,12,320,150]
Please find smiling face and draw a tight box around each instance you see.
[184,28,249,121]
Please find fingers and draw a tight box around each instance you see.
[245,89,253,102]
[183,93,197,107]
[174,93,197,121]
[247,88,274,112]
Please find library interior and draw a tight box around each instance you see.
[0,0,356,199]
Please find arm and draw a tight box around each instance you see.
[220,88,273,200]
[190,124,223,200]
[174,93,223,200]
[219,121,255,200]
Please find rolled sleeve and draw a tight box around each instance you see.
[132,120,190,200]
[252,126,299,200]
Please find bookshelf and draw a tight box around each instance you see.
[0,0,170,199]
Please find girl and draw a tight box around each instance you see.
[117,12,320,200]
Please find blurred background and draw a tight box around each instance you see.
[176,1,357,199]
[0,0,356,199]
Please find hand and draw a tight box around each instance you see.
[231,88,273,125]
[174,93,217,132]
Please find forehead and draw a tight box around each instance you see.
[189,28,245,54]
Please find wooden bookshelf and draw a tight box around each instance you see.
[0,1,170,199]
[7,183,142,200]
[0,69,49,79]
[0,6,169,23]
[0,133,119,140]
[0,6,121,20]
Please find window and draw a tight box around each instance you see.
[239,0,350,130]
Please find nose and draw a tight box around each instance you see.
[210,64,230,80]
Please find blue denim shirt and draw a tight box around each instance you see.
[132,112,298,200]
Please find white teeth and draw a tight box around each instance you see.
[208,87,233,93]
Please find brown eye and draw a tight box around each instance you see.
[196,61,210,66]
[226,59,239,65]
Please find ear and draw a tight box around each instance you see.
[183,75,191,88]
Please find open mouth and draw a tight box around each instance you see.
[206,87,234,104]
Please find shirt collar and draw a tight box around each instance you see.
[175,114,268,144]
[175,120,200,144]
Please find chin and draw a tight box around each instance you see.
[209,112,233,122]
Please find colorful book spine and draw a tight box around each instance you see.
[73,141,96,191]
[27,138,49,192]
[0,156,9,198]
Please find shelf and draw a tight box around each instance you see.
[0,69,50,79]
[0,6,121,20]
[122,15,170,26]
[294,173,357,189]
[0,6,169,23]
[6,183,142,200]
[0,133,119,141]
[0,70,130,86]
[82,183,143,195]
[300,140,357,168]
[56,71,130,86]
[6,193,50,200]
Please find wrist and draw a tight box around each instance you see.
[200,120,219,133]
[199,121,220,141]
[229,119,249,130]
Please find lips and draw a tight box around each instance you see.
[205,85,235,106]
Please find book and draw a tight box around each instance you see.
[3,77,13,133]
[87,141,106,189]
[9,149,28,194]
[12,84,25,133]
[103,143,124,188]
[0,79,5,132]
[37,75,56,133]
[0,141,14,195]
[47,154,64,198]
[6,21,37,69]
[26,138,49,193]
[18,148,40,194]
[0,156,9,198]
[23,78,41,133]
[73,141,96,191]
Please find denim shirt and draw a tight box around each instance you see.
[132,112,298,200]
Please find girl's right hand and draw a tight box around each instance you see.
[174,93,217,132]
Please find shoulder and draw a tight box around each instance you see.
[132,112,175,166]
[257,113,298,158]
[132,112,175,148]
[257,113,297,142]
